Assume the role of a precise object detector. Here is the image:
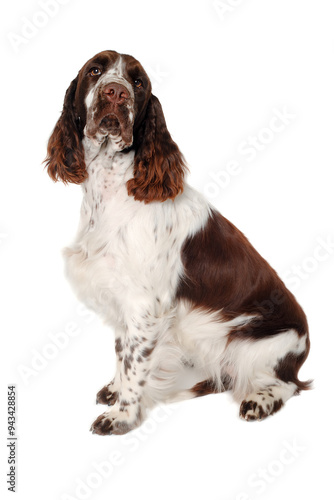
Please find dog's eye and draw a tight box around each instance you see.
[89,67,102,77]
[134,79,143,88]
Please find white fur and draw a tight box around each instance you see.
[65,139,210,325]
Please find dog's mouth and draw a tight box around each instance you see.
[85,109,134,148]
[99,114,122,136]
[99,110,133,147]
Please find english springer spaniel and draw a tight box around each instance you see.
[45,50,311,435]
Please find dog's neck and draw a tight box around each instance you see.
[80,136,135,224]
[82,134,130,167]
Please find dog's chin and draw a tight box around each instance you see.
[98,114,133,149]
[99,114,121,136]
[85,117,133,150]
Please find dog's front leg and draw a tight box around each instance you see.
[91,309,170,435]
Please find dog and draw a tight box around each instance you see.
[45,50,311,435]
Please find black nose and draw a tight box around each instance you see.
[103,83,129,104]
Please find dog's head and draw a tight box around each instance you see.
[45,50,186,202]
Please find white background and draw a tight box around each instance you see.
[1,0,333,499]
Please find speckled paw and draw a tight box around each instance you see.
[239,390,284,421]
[96,384,118,406]
[90,411,139,436]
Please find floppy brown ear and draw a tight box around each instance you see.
[127,95,187,203]
[45,77,87,184]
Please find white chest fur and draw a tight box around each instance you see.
[63,137,210,326]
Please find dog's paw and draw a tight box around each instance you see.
[96,382,118,406]
[90,412,114,435]
[239,389,284,421]
[90,407,142,436]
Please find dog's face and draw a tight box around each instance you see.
[74,51,152,149]
[45,50,186,203]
